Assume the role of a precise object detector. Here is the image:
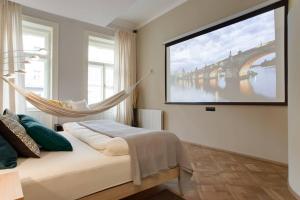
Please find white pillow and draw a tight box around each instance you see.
[88,102,99,110]
[63,122,85,132]
[69,100,90,111]
[104,137,129,156]
[75,130,111,150]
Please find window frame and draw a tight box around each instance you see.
[21,15,58,115]
[85,31,115,105]
[22,23,51,101]
[88,62,114,103]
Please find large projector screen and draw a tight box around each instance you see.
[165,1,287,105]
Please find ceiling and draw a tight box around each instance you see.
[11,0,187,29]
[117,0,187,28]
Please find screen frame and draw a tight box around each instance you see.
[164,0,288,106]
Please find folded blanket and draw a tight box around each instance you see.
[65,126,111,150]
[104,137,129,156]
[79,120,191,185]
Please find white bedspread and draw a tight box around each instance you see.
[77,120,191,185]
[63,122,114,151]
[5,131,131,200]
[63,122,146,156]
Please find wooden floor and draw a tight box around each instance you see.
[126,142,296,200]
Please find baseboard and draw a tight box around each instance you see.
[182,140,287,167]
[289,184,300,200]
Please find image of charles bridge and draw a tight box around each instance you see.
[172,41,276,100]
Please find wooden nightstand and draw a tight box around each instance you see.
[0,171,24,200]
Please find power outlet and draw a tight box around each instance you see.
[205,107,216,112]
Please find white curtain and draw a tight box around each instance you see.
[0,0,23,113]
[114,31,137,125]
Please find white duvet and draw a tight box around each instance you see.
[63,122,129,156]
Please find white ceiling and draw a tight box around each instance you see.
[118,0,187,28]
[11,0,187,29]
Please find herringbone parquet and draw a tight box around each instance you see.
[125,143,295,200]
[185,143,295,200]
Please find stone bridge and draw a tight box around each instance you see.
[176,40,275,83]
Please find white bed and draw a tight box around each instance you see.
[13,131,132,200]
[2,122,181,200]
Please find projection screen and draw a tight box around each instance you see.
[165,1,287,105]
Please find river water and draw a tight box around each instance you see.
[168,66,276,102]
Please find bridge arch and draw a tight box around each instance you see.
[239,51,275,77]
[209,67,222,78]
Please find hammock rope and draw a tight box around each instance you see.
[1,70,152,118]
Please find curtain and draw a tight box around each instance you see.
[0,0,23,113]
[114,31,137,125]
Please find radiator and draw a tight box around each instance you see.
[137,109,163,131]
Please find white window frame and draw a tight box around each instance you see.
[85,31,115,104]
[22,16,58,109]
[21,15,58,126]
[22,23,51,100]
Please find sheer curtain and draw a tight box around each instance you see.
[0,0,23,113]
[114,31,137,125]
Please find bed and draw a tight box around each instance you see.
[7,123,181,200]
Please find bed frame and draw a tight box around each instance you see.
[79,167,180,200]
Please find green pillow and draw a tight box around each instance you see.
[18,115,72,151]
[18,114,39,124]
[0,134,17,169]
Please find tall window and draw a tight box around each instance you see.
[88,35,114,104]
[22,19,53,109]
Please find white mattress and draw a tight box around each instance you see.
[11,131,131,200]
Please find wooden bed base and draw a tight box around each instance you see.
[79,167,180,200]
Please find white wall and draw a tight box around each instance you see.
[137,0,288,163]
[288,0,300,197]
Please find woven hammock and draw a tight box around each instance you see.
[1,71,151,118]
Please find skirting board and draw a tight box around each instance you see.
[289,184,300,200]
[79,167,179,200]
[183,140,287,167]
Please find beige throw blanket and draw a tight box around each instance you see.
[78,120,191,185]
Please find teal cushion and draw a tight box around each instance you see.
[0,134,17,169]
[18,115,72,151]
[18,114,39,124]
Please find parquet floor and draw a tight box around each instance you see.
[184,142,295,200]
[126,143,296,200]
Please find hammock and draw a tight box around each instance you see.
[1,71,151,118]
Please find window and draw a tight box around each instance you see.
[22,19,53,109]
[88,35,114,104]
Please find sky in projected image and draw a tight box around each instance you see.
[169,10,275,74]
